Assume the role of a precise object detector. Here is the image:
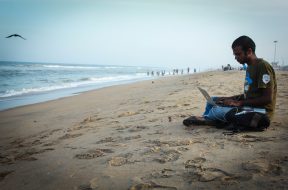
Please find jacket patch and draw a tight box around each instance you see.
[262,74,270,84]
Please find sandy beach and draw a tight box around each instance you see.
[0,70,287,190]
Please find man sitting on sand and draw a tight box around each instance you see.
[183,35,277,131]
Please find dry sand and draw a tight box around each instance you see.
[0,70,287,190]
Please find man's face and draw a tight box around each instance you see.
[232,46,247,65]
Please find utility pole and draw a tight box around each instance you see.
[273,40,278,64]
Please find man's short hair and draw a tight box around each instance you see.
[232,35,256,53]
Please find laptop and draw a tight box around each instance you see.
[197,87,266,114]
[197,87,218,106]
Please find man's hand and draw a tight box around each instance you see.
[223,99,243,107]
[215,94,244,106]
[215,97,226,104]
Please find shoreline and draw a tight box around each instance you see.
[0,61,167,112]
[0,68,219,112]
[0,70,208,112]
[1,70,287,190]
[0,75,156,112]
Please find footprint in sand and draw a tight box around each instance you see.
[148,118,159,122]
[37,129,62,140]
[77,184,93,190]
[183,158,252,183]
[129,181,177,190]
[8,129,62,149]
[272,121,282,127]
[128,126,148,132]
[18,148,54,159]
[147,130,164,135]
[78,177,98,190]
[184,157,206,168]
[80,116,93,124]
[10,138,25,148]
[108,153,133,166]
[95,135,141,145]
[95,137,120,144]
[68,125,92,133]
[142,140,196,163]
[242,134,276,142]
[124,135,141,140]
[146,139,194,147]
[118,111,139,117]
[242,159,283,176]
[0,170,14,181]
[10,129,62,149]
[150,168,177,178]
[108,157,128,166]
[75,149,114,159]
[1,147,55,164]
[42,140,60,147]
[183,166,251,183]
[228,134,275,143]
[177,147,189,152]
[154,149,182,163]
[0,154,14,165]
[115,125,130,131]
[58,133,83,140]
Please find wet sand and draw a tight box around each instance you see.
[0,70,287,190]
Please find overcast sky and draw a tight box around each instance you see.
[1,0,287,70]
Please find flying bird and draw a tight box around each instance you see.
[6,34,26,40]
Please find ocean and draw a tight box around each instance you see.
[0,61,162,111]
